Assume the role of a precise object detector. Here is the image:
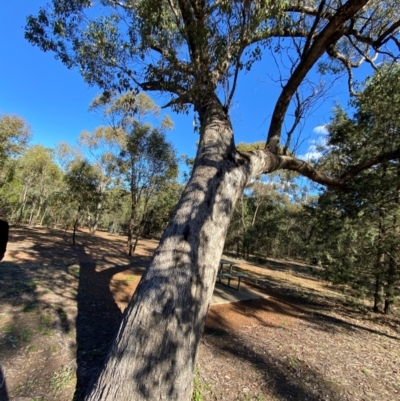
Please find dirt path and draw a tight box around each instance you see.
[0,227,399,401]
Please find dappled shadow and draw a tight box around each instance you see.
[222,280,400,341]
[213,255,400,342]
[0,365,9,401]
[203,311,346,401]
[6,226,77,264]
[224,250,324,279]
[0,259,77,352]
[0,257,79,399]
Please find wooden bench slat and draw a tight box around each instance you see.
[217,271,246,290]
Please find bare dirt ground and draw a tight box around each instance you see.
[0,227,399,401]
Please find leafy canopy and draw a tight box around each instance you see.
[0,114,31,168]
[26,0,400,118]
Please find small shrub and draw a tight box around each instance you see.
[50,366,75,395]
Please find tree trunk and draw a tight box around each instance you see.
[35,202,42,225]
[90,201,102,234]
[16,184,29,223]
[384,258,396,314]
[28,200,36,226]
[73,217,79,246]
[127,216,134,256]
[373,273,382,313]
[40,207,47,226]
[85,102,259,400]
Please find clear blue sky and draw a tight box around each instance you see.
[1,1,363,161]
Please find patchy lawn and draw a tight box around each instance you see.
[0,227,399,401]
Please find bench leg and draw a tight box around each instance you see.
[237,277,242,291]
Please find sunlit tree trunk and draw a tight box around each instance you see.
[90,201,102,234]
[28,199,36,226]
[40,207,47,226]
[86,101,259,401]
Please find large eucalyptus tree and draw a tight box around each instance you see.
[26,1,400,399]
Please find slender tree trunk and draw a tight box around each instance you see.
[236,229,240,257]
[40,207,47,226]
[240,195,247,258]
[384,258,396,314]
[373,273,382,313]
[127,188,139,255]
[73,217,79,246]
[127,216,134,256]
[16,184,29,223]
[373,241,385,313]
[28,200,36,226]
[86,102,260,400]
[251,203,260,227]
[90,201,102,234]
[35,203,42,224]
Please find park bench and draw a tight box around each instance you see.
[217,269,248,291]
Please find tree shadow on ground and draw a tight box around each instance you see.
[72,242,151,400]
[203,314,346,401]
[1,226,153,400]
[225,279,400,341]
[0,257,78,399]
[207,326,342,401]
[220,255,400,341]
[224,250,324,278]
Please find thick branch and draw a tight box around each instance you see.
[303,0,326,55]
[340,149,400,181]
[280,149,400,191]
[244,147,400,192]
[278,155,348,191]
[139,79,188,96]
[350,20,400,49]
[177,0,199,60]
[161,93,193,109]
[266,0,369,154]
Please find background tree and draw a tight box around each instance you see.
[90,92,178,254]
[120,121,178,255]
[310,64,400,314]
[64,159,101,245]
[26,1,400,399]
[77,127,124,233]
[0,114,31,188]
[141,181,184,238]
[0,144,63,225]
